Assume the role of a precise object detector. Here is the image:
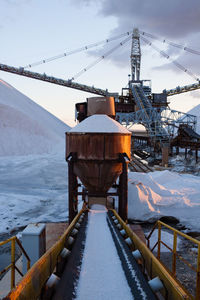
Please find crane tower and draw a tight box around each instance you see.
[130,28,141,82]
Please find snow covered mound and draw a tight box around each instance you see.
[187,104,200,134]
[70,114,131,133]
[0,79,70,156]
[128,170,200,231]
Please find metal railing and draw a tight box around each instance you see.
[146,220,200,300]
[6,209,85,300]
[111,209,189,300]
[0,236,30,290]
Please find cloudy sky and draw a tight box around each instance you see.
[0,0,200,125]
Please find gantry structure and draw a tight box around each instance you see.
[0,27,199,144]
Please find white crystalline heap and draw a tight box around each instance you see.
[0,78,70,156]
[70,114,131,133]
[187,103,200,134]
[128,170,200,231]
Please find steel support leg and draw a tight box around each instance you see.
[67,154,78,224]
[118,154,128,222]
[185,148,187,159]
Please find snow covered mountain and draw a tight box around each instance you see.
[0,79,70,156]
[187,104,200,134]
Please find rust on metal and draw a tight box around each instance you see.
[66,133,131,160]
[87,96,115,117]
[66,132,131,195]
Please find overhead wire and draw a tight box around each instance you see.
[140,30,200,56]
[23,31,132,69]
[140,35,199,81]
[70,35,132,81]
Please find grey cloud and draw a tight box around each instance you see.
[73,0,200,80]
[96,0,200,39]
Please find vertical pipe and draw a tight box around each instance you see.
[11,238,15,289]
[196,244,200,300]
[172,232,177,276]
[157,223,161,260]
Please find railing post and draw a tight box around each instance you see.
[172,232,177,276]
[196,244,200,300]
[157,222,161,260]
[11,238,16,289]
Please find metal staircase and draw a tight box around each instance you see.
[126,83,169,139]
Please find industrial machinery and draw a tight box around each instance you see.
[66,97,131,222]
[2,29,200,300]
[3,102,196,300]
[0,28,199,148]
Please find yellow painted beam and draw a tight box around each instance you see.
[5,209,85,300]
[111,209,190,300]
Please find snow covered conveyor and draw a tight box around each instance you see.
[53,206,156,300]
[5,207,190,300]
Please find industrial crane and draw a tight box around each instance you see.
[0,28,199,142]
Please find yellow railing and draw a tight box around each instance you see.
[111,209,190,300]
[146,220,200,300]
[0,236,30,290]
[5,208,85,300]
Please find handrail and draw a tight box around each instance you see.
[5,208,86,300]
[0,236,30,290]
[146,220,200,300]
[111,209,189,300]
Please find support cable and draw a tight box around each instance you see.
[23,31,132,69]
[140,30,200,56]
[140,36,199,81]
[71,35,132,81]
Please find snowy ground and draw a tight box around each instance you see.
[0,152,68,235]
[128,170,200,231]
[0,152,200,236]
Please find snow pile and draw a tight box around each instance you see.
[187,104,200,134]
[70,114,131,133]
[0,79,70,156]
[128,170,200,231]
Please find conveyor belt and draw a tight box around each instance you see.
[181,126,200,139]
[53,207,156,300]
[129,155,152,173]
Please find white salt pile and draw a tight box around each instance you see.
[70,114,131,133]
